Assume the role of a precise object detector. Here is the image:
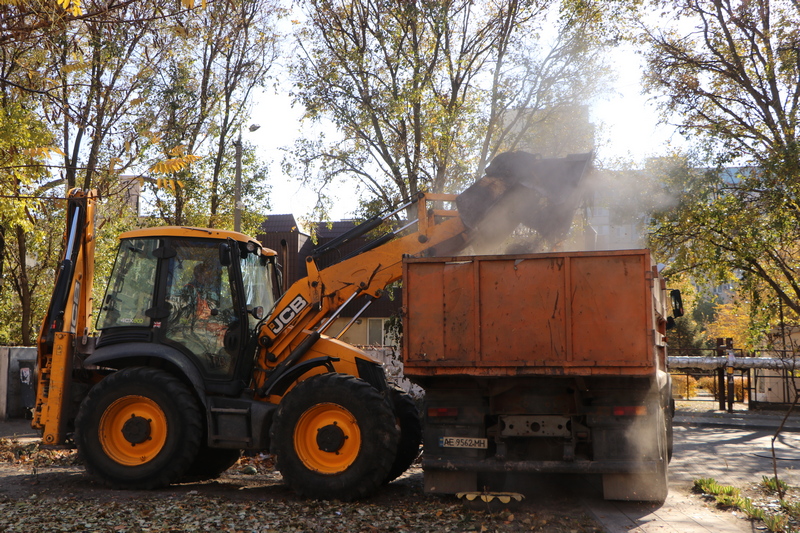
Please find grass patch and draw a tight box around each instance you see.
[780,499,800,521]
[763,513,789,533]
[740,497,766,521]
[693,477,794,532]
[693,478,721,494]
[763,475,790,495]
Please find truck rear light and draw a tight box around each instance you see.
[428,407,459,418]
[611,406,648,416]
[588,405,648,416]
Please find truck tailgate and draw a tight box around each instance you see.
[402,250,666,377]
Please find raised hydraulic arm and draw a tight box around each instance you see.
[33,189,98,445]
[254,192,467,395]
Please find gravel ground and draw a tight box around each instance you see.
[0,439,603,533]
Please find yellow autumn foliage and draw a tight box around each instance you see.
[150,154,201,174]
[21,146,65,159]
[705,301,751,350]
[56,0,81,16]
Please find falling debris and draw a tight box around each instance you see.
[456,151,593,254]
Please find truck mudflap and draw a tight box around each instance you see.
[421,457,661,475]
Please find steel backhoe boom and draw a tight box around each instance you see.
[33,189,97,445]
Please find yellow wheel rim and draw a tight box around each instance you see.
[294,403,361,474]
[99,395,168,466]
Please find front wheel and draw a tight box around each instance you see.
[75,367,203,489]
[270,373,399,500]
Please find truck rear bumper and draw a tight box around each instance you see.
[422,457,659,475]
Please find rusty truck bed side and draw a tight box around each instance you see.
[402,249,668,377]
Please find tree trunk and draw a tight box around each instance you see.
[15,225,33,345]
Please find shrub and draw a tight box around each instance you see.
[672,374,698,399]
[694,375,748,401]
[763,513,789,533]
[696,376,717,395]
[780,499,800,520]
[762,476,790,495]
[740,497,766,521]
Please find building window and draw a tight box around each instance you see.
[368,318,385,346]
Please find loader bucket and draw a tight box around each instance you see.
[456,151,593,247]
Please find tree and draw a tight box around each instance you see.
[0,1,131,49]
[640,0,800,316]
[706,300,755,350]
[0,5,63,344]
[0,104,58,344]
[286,0,610,218]
[141,0,281,229]
[0,0,281,344]
[663,276,717,356]
[639,4,800,488]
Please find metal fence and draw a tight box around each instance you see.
[669,342,800,411]
[670,368,751,410]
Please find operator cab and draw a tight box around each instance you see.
[95,227,281,393]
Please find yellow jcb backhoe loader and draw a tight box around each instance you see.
[33,152,592,500]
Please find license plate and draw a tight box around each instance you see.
[439,436,488,449]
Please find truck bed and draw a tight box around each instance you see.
[402,249,668,378]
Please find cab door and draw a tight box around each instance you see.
[162,238,242,381]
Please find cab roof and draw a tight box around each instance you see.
[119,226,276,256]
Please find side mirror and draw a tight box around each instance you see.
[219,242,233,267]
[250,306,264,320]
[670,289,684,318]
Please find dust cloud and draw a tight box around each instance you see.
[454,151,679,255]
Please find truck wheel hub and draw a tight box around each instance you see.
[121,414,152,445]
[316,423,346,453]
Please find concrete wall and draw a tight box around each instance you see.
[754,368,793,404]
[0,347,37,420]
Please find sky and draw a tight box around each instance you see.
[248,44,682,223]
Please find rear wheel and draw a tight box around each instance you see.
[270,373,398,500]
[667,397,675,463]
[75,367,203,489]
[602,406,669,502]
[383,387,422,484]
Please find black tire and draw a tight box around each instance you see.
[75,367,203,490]
[270,373,399,501]
[602,405,668,502]
[666,412,674,463]
[383,387,422,484]
[653,406,670,501]
[181,446,241,482]
[667,397,675,463]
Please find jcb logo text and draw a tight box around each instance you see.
[268,295,308,335]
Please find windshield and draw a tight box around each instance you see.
[96,237,159,329]
[241,251,277,330]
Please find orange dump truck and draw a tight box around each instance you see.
[401,249,683,502]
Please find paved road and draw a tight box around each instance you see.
[584,409,800,532]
